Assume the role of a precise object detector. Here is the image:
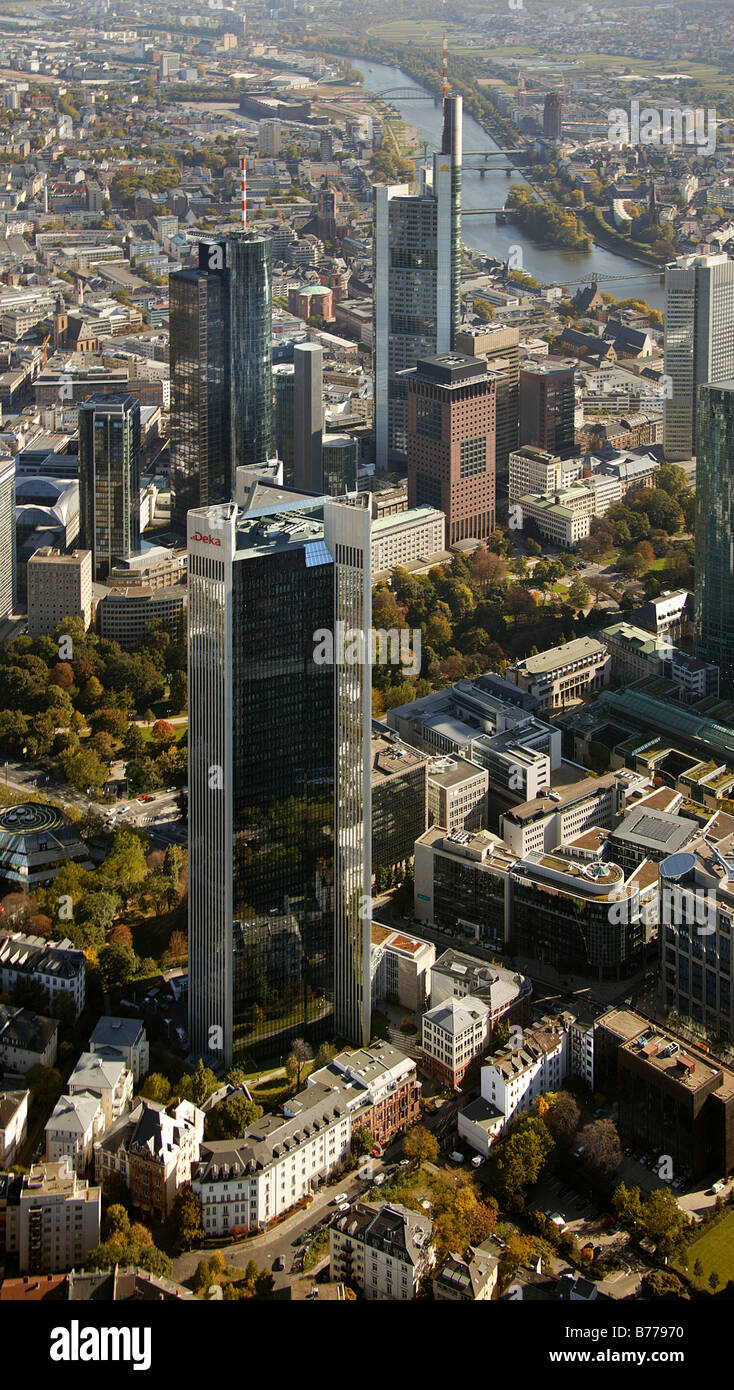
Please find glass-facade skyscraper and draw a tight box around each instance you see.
[78,392,140,581]
[373,94,462,470]
[663,253,734,460]
[228,230,274,469]
[187,496,372,1067]
[695,379,734,692]
[169,232,273,537]
[169,241,231,534]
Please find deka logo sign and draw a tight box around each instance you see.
[191,531,222,547]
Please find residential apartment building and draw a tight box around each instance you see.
[0,1005,58,1074]
[94,1099,204,1222]
[370,506,446,574]
[421,950,532,1089]
[5,1159,101,1274]
[67,1050,133,1128]
[433,1241,501,1300]
[0,932,86,1018]
[45,1092,104,1174]
[87,1017,149,1084]
[0,1089,28,1167]
[421,994,491,1090]
[507,637,612,713]
[330,1202,434,1300]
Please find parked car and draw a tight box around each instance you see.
[273,1256,285,1271]
[449,1151,465,1164]
[471,1155,483,1168]
[332,1193,348,1205]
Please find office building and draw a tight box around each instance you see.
[427,756,488,833]
[371,924,435,1014]
[373,95,462,469]
[259,119,281,157]
[596,1007,734,1179]
[169,241,231,533]
[507,636,612,713]
[228,230,274,470]
[0,456,14,624]
[293,342,323,493]
[26,547,92,637]
[273,363,294,479]
[695,380,734,688]
[414,828,516,948]
[187,496,372,1066]
[370,726,428,874]
[78,393,140,581]
[455,325,520,503]
[406,353,496,546]
[5,1159,101,1274]
[519,360,575,456]
[322,434,358,496]
[663,253,734,459]
[543,91,563,140]
[370,505,445,575]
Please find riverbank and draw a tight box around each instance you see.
[582,206,668,270]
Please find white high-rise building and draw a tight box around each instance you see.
[373,95,462,470]
[187,495,372,1067]
[663,253,734,459]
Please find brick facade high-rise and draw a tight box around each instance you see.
[405,353,496,546]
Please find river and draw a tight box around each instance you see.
[352,58,665,310]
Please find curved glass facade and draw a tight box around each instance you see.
[228,232,274,468]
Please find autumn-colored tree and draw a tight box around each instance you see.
[150,719,176,749]
[109,923,133,948]
[166,930,188,962]
[49,661,74,689]
[403,1124,439,1166]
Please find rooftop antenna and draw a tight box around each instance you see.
[442,32,449,102]
[240,154,247,228]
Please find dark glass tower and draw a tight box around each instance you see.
[695,380,734,692]
[169,241,231,535]
[187,496,373,1067]
[228,231,274,469]
[78,392,140,580]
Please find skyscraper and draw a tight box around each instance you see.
[543,91,563,140]
[187,496,372,1066]
[0,456,15,627]
[293,341,323,494]
[663,253,734,460]
[455,324,520,514]
[228,230,274,470]
[273,363,295,481]
[695,380,734,691]
[519,360,575,457]
[405,353,496,545]
[78,393,140,580]
[373,95,462,470]
[169,241,231,534]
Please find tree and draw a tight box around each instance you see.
[432,1184,497,1257]
[567,577,589,610]
[206,1094,263,1140]
[102,1204,130,1242]
[577,1118,621,1174]
[351,1125,374,1157]
[169,670,187,713]
[473,296,495,322]
[59,744,106,793]
[489,1114,554,1202]
[643,1187,689,1256]
[178,1059,218,1107]
[172,1183,204,1250]
[403,1125,439,1166]
[25,1065,62,1105]
[165,930,188,963]
[91,731,116,763]
[150,719,176,750]
[123,724,146,759]
[640,1270,684,1299]
[545,1091,581,1144]
[98,941,138,990]
[140,1072,172,1104]
[285,1037,313,1090]
[193,1258,212,1293]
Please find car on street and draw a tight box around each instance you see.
[273,1256,285,1271]
[471,1155,483,1168]
[332,1193,348,1205]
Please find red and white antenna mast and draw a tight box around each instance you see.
[240,154,247,228]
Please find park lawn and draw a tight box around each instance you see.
[681,1212,734,1288]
